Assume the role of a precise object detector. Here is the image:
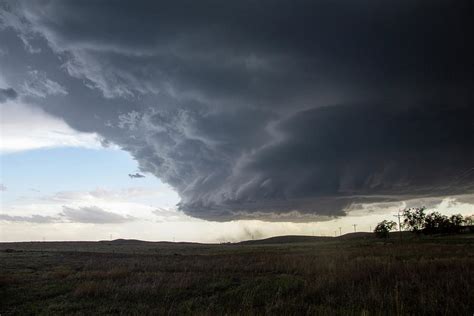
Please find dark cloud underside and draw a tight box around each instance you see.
[1,0,473,220]
[0,87,17,102]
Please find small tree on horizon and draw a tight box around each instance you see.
[447,214,465,234]
[424,212,450,234]
[374,220,397,238]
[377,207,469,236]
[465,215,474,226]
[449,214,464,227]
[402,207,426,233]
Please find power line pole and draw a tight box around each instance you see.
[352,224,357,232]
[338,227,342,236]
[393,210,403,243]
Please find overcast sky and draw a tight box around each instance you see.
[1,0,473,242]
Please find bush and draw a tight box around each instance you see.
[374,220,397,238]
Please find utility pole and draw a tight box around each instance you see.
[352,224,357,232]
[334,231,337,237]
[338,227,342,236]
[393,210,403,243]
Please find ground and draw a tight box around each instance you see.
[1,234,473,315]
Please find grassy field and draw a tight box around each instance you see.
[1,234,473,315]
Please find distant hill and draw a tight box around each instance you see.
[238,235,333,245]
[337,232,374,239]
[99,239,148,244]
[237,232,382,245]
[98,239,206,246]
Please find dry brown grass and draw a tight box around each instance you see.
[73,281,104,298]
[0,237,473,315]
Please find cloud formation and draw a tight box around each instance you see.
[0,214,58,223]
[61,206,136,224]
[1,0,473,221]
[0,207,135,224]
[21,70,67,98]
[0,99,102,153]
[0,87,17,102]
[129,173,145,179]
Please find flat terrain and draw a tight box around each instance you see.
[1,234,473,315]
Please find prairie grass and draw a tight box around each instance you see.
[0,236,473,315]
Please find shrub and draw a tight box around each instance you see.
[374,220,397,238]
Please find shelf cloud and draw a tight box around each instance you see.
[1,0,473,221]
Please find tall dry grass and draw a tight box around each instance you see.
[1,238,473,315]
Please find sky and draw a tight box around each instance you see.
[1,0,473,242]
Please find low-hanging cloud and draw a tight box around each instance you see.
[1,0,473,221]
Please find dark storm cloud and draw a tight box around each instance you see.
[1,0,473,221]
[61,206,135,224]
[0,87,17,102]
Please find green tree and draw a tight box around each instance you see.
[448,214,465,233]
[449,214,464,226]
[402,207,426,233]
[374,220,397,238]
[465,215,473,226]
[423,212,464,234]
[424,212,450,234]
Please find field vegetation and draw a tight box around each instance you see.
[1,234,473,315]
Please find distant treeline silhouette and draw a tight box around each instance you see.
[374,207,474,238]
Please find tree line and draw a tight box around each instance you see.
[374,207,474,238]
